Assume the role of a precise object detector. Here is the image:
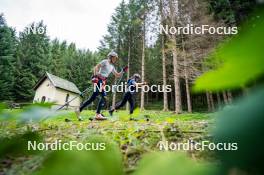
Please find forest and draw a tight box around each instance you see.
[0,0,257,112]
[0,0,264,174]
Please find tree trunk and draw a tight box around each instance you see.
[126,37,131,111]
[182,35,192,113]
[140,14,145,111]
[162,41,169,111]
[209,92,215,111]
[216,92,221,106]
[206,92,211,112]
[223,91,228,105]
[159,0,169,111]
[169,0,182,114]
[170,91,174,110]
[185,78,192,113]
[227,90,233,104]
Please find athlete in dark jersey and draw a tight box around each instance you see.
[109,73,145,116]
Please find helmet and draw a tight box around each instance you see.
[133,73,141,81]
[107,51,118,58]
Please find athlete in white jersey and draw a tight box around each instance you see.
[75,51,125,120]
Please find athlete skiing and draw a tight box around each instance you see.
[75,51,127,120]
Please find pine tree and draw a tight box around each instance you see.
[50,39,67,77]
[14,21,51,101]
[0,14,16,101]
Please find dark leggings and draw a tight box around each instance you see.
[112,92,135,114]
[80,80,106,114]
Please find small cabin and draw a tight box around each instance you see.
[33,72,81,109]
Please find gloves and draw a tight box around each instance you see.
[122,66,129,73]
[91,75,99,84]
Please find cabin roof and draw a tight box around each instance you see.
[34,72,81,94]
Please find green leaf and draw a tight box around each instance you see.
[0,131,42,158]
[194,10,264,92]
[133,152,218,175]
[214,86,264,174]
[34,137,124,175]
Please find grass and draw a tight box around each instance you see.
[0,109,215,174]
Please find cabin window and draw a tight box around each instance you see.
[41,96,46,103]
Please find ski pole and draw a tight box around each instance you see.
[56,86,91,111]
[113,68,127,93]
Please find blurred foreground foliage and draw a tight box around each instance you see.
[34,137,124,175]
[0,104,215,175]
[214,86,264,175]
[0,131,42,159]
[194,7,264,175]
[194,9,264,91]
[133,152,218,175]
